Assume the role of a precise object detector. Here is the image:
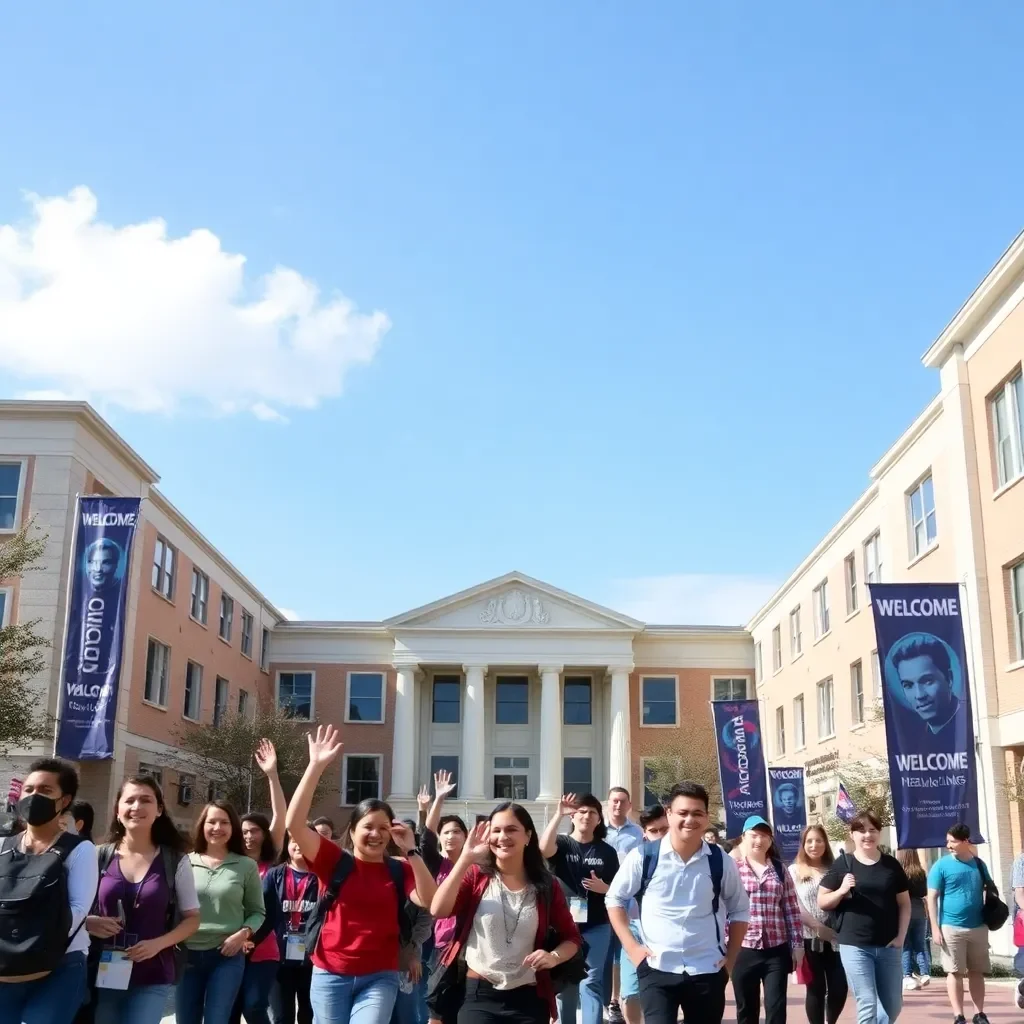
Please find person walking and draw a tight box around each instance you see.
[606,781,750,1024]
[927,824,992,1024]
[730,816,803,1024]
[177,800,266,1024]
[539,793,619,1024]
[430,803,582,1024]
[788,824,847,1024]
[895,850,930,991]
[1011,848,1024,1008]
[0,757,99,1024]
[86,775,201,1024]
[284,725,437,1024]
[818,810,910,1024]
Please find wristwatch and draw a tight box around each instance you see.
[407,847,422,858]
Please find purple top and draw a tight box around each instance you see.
[96,854,175,987]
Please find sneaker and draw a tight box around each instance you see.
[972,1013,990,1024]
[1016,978,1024,1011]
[954,1016,967,1024]
[606,1003,624,1024]
[903,977,919,991]
[917,973,930,987]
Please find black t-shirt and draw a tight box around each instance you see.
[821,851,909,947]
[549,834,619,930]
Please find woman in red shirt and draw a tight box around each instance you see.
[285,726,437,1024]
[431,803,582,1024]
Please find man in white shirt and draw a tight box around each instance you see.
[606,781,749,1024]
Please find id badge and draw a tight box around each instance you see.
[569,896,589,924]
[96,949,133,990]
[285,933,307,961]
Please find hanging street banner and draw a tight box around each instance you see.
[768,767,806,862]
[868,582,983,848]
[55,496,141,760]
[712,700,769,839]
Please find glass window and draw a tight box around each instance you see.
[240,611,253,658]
[794,695,806,748]
[642,761,669,807]
[214,677,229,727]
[152,536,176,599]
[138,762,163,787]
[772,626,782,671]
[775,706,785,755]
[430,755,459,797]
[563,677,592,725]
[563,757,592,796]
[907,475,938,557]
[260,627,270,671]
[845,553,858,614]
[219,595,233,642]
[813,581,830,638]
[493,756,529,800]
[789,607,802,657]
[177,773,195,806]
[144,638,170,706]
[183,661,203,720]
[0,590,8,626]
[864,532,882,585]
[851,661,864,725]
[992,372,1024,487]
[0,464,22,530]
[237,689,250,718]
[754,642,763,684]
[817,677,835,738]
[279,671,313,720]
[713,677,747,700]
[348,672,383,722]
[642,677,676,725]
[1012,562,1024,662]
[496,677,529,725]
[871,649,882,699]
[190,569,209,624]
[345,756,381,804]
[432,676,461,723]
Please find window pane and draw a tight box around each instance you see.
[279,672,313,719]
[349,673,383,721]
[563,678,591,725]
[496,678,529,725]
[642,678,676,725]
[432,677,461,723]
[493,774,528,800]
[0,463,22,497]
[430,756,459,797]
[563,757,592,795]
[345,757,380,804]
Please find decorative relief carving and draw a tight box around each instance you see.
[479,589,550,626]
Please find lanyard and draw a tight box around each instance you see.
[285,868,306,932]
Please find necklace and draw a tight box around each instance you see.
[497,878,530,946]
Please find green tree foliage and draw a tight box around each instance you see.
[823,760,893,842]
[642,720,724,823]
[0,522,52,755]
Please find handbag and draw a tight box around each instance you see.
[795,954,814,986]
[543,881,589,993]
[1013,909,1024,948]
[824,851,848,933]
[973,859,1009,931]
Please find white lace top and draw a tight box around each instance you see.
[788,864,828,939]
[464,875,539,990]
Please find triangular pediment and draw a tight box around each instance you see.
[385,572,643,631]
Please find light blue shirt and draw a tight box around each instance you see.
[928,854,985,929]
[605,821,644,858]
[606,838,749,976]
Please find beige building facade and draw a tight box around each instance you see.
[749,229,1024,952]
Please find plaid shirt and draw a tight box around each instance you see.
[737,857,803,951]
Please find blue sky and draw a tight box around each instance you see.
[1,3,1022,624]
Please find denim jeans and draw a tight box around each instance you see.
[230,959,280,1024]
[0,951,87,1024]
[310,967,400,1024]
[838,944,903,1024]
[901,919,930,978]
[94,983,174,1024]
[557,923,611,1024]
[175,948,246,1024]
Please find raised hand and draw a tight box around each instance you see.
[459,821,491,864]
[558,794,579,818]
[391,820,417,854]
[417,785,431,812]
[581,870,609,894]
[306,725,344,769]
[434,769,456,800]
[255,738,278,775]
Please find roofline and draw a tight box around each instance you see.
[922,228,1024,369]
[869,395,943,481]
[640,625,751,638]
[0,400,160,483]
[147,487,285,621]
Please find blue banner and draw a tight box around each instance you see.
[55,497,141,760]
[712,700,769,839]
[868,582,983,848]
[768,767,806,862]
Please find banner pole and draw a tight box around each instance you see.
[958,578,991,847]
[52,494,82,756]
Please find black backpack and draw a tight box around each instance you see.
[0,831,86,977]
[306,851,412,955]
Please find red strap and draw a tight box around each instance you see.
[285,867,304,932]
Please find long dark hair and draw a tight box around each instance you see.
[241,812,277,863]
[192,800,245,856]
[484,802,552,894]
[343,798,397,854]
[107,776,184,852]
[897,849,926,885]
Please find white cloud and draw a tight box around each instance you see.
[277,607,299,621]
[606,573,782,627]
[0,187,390,420]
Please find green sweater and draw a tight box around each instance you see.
[187,852,266,951]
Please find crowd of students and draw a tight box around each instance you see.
[0,735,1017,1024]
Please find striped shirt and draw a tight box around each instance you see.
[736,857,803,951]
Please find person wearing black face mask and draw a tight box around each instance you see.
[0,757,98,1024]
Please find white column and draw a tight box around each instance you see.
[390,664,417,798]
[608,667,633,794]
[537,665,563,803]
[462,665,487,800]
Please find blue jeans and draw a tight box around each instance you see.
[0,951,87,1024]
[838,944,903,1024]
[310,967,400,1024]
[557,923,611,1024]
[95,983,174,1024]
[175,948,246,1024]
[233,959,280,1024]
[901,919,930,978]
